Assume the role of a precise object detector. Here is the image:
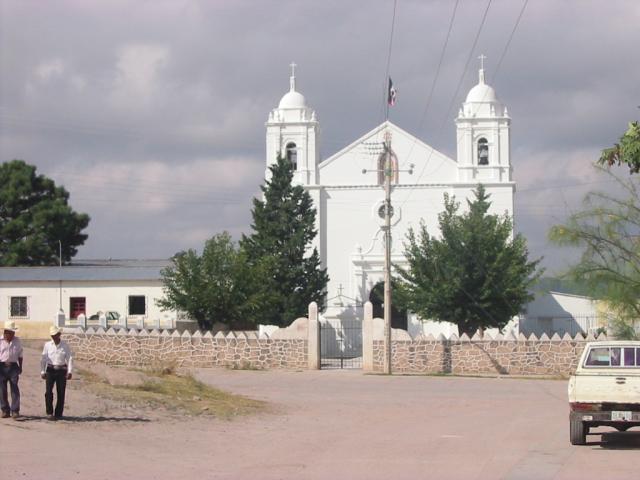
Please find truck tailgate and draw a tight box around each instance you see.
[570,372,640,404]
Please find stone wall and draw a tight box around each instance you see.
[371,335,592,376]
[364,310,601,376]
[63,303,321,370]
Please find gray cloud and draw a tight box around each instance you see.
[1,0,639,273]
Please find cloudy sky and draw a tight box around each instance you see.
[1,0,639,274]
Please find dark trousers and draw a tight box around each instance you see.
[45,367,67,417]
[0,363,20,414]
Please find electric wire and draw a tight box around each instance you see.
[399,0,459,170]
[399,0,493,208]
[490,0,529,83]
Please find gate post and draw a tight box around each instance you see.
[362,301,374,372]
[308,302,320,370]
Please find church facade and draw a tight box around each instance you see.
[265,64,515,337]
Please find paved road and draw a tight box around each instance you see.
[3,346,639,479]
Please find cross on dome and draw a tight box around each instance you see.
[289,61,297,91]
[477,54,487,84]
[478,54,487,70]
[277,62,308,109]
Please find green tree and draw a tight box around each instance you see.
[158,232,258,330]
[241,155,328,327]
[397,185,541,337]
[0,160,90,266]
[598,121,640,173]
[549,167,640,339]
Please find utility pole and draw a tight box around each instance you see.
[382,134,393,375]
[58,240,63,312]
[363,131,412,375]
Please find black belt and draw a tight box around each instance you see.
[1,362,17,367]
[47,364,67,371]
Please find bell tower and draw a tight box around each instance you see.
[456,56,511,183]
[265,63,320,185]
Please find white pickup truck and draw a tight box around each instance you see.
[568,341,640,445]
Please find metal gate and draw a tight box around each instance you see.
[320,318,362,369]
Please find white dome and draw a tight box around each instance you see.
[278,90,306,109]
[465,83,498,103]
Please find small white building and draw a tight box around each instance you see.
[0,259,178,336]
[520,291,600,337]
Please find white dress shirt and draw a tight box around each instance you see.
[40,340,74,374]
[0,337,23,363]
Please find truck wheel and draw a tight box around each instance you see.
[570,417,586,445]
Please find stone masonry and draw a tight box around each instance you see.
[363,302,600,376]
[63,303,320,370]
[371,335,591,376]
[64,328,308,369]
[62,301,601,375]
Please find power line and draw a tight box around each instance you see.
[397,0,493,210]
[399,0,460,170]
[491,0,529,83]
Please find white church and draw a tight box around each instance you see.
[0,61,517,344]
[266,62,514,338]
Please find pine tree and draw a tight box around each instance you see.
[0,160,90,266]
[241,155,328,326]
[397,185,541,336]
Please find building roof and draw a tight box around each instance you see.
[0,259,170,282]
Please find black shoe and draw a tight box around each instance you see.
[47,414,56,421]
[1,411,9,419]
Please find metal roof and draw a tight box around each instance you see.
[0,264,168,282]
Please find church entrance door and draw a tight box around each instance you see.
[369,281,408,330]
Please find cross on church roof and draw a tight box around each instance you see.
[289,62,297,91]
[478,54,487,70]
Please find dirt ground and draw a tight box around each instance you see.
[2,345,639,480]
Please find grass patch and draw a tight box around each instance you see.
[76,367,265,419]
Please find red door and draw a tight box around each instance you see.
[69,297,86,319]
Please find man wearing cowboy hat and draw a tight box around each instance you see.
[0,321,24,419]
[40,325,73,420]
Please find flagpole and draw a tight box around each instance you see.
[386,77,390,120]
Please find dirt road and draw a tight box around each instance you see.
[2,345,638,480]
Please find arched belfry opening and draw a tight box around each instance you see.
[286,142,297,170]
[477,137,489,165]
[369,281,407,330]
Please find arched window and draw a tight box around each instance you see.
[286,142,297,170]
[477,138,489,165]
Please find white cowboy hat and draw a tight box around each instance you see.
[49,325,62,336]
[3,321,19,332]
